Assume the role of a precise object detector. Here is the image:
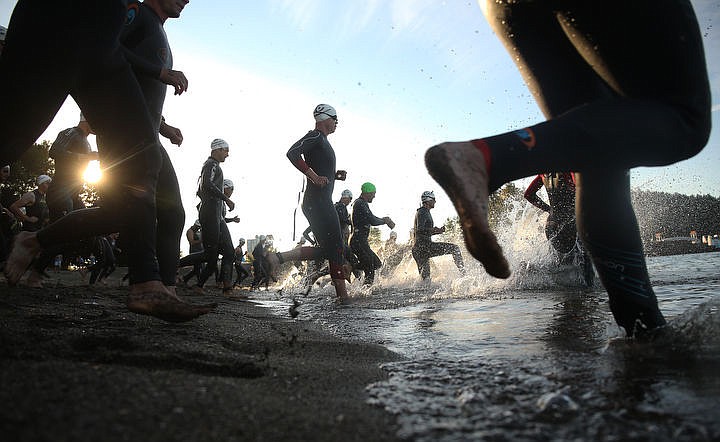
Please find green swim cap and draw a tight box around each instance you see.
[361,182,376,193]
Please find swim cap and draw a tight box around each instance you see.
[389,231,397,239]
[421,190,435,202]
[223,179,234,189]
[341,189,352,199]
[79,113,87,122]
[193,219,201,227]
[37,174,52,186]
[0,26,6,42]
[313,104,337,122]
[211,138,229,150]
[361,182,376,193]
[259,235,266,241]
[238,238,245,245]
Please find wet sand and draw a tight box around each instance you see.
[0,270,401,441]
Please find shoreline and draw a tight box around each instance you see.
[0,271,402,441]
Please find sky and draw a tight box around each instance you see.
[1,0,719,252]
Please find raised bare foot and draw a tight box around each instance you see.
[425,141,510,278]
[126,291,215,323]
[4,231,41,286]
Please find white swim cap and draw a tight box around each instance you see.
[211,138,229,150]
[223,179,234,189]
[341,189,352,199]
[313,104,337,122]
[421,190,435,202]
[37,174,52,186]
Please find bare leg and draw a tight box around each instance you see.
[4,231,41,285]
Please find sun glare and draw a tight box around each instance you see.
[83,160,102,184]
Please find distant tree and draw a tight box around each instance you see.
[631,189,720,244]
[369,227,382,250]
[4,141,54,195]
[488,182,524,231]
[79,183,100,207]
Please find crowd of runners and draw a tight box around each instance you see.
[0,0,711,339]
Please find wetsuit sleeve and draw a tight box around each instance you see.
[200,161,225,200]
[335,203,351,227]
[524,175,551,212]
[286,131,321,173]
[120,2,163,79]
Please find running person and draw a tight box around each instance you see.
[177,139,236,295]
[265,104,349,297]
[181,220,204,285]
[24,116,98,287]
[411,191,465,281]
[233,238,250,286]
[350,182,395,286]
[0,0,208,322]
[9,175,51,234]
[524,173,577,257]
[112,0,189,295]
[424,0,710,336]
[335,189,353,245]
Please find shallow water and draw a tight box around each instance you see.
[259,251,720,441]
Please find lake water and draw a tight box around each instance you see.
[258,249,720,441]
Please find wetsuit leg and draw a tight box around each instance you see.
[218,221,234,286]
[411,246,431,280]
[576,170,665,333]
[478,0,710,191]
[302,201,345,279]
[351,238,381,285]
[193,203,222,287]
[155,147,185,287]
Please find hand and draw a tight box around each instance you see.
[160,122,183,146]
[229,216,240,223]
[384,217,395,230]
[226,200,235,211]
[311,175,329,188]
[335,170,347,181]
[159,68,188,95]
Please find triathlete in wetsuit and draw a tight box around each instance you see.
[411,191,465,280]
[0,0,208,322]
[26,117,98,287]
[266,104,349,297]
[110,0,187,292]
[177,139,235,294]
[425,0,710,336]
[335,189,353,245]
[524,173,577,256]
[9,175,52,233]
[233,238,250,286]
[182,220,204,285]
[350,182,395,286]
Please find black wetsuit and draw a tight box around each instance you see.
[112,0,184,287]
[47,127,91,221]
[182,225,205,284]
[0,0,165,285]
[411,206,464,280]
[287,130,344,279]
[32,127,92,274]
[350,198,385,285]
[524,173,577,255]
[234,245,250,285]
[21,190,49,233]
[335,201,351,244]
[476,0,711,335]
[177,157,233,287]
